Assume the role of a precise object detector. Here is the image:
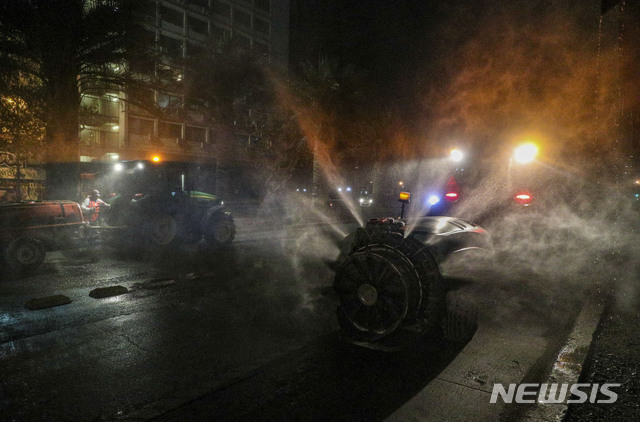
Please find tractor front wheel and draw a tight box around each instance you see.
[204,214,235,248]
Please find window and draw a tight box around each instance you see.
[81,96,100,114]
[79,129,118,148]
[233,9,251,28]
[102,97,119,116]
[234,33,251,49]
[157,93,182,109]
[160,35,183,56]
[190,0,208,7]
[254,0,270,13]
[253,18,269,35]
[187,42,207,58]
[159,121,182,139]
[80,128,98,146]
[189,16,208,35]
[129,117,154,136]
[254,41,269,56]
[160,6,184,27]
[103,131,119,149]
[211,25,230,41]
[186,125,207,143]
[212,1,231,18]
[129,86,154,106]
[129,31,156,74]
[157,64,183,82]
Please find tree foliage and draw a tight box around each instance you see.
[0,94,46,157]
[0,69,46,157]
[0,0,155,162]
[185,40,310,199]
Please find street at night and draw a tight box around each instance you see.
[2,0,640,421]
[3,207,630,421]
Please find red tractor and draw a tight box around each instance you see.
[0,201,86,271]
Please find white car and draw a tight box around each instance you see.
[358,196,373,207]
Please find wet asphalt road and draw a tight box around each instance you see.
[0,218,586,421]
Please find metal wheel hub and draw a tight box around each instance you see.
[358,283,378,306]
[150,215,177,245]
[17,245,37,263]
[334,249,419,338]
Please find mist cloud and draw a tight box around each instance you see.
[420,1,637,163]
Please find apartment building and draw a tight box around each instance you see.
[78,0,289,165]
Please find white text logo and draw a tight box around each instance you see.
[490,383,620,404]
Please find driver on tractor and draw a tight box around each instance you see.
[81,189,110,226]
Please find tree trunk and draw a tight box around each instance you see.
[214,122,236,198]
[44,67,81,163]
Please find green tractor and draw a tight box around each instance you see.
[102,160,235,250]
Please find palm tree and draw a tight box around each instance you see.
[293,57,362,197]
[186,38,276,197]
[0,0,154,162]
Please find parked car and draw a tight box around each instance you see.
[0,201,86,271]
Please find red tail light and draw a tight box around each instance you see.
[514,193,532,205]
[445,192,459,202]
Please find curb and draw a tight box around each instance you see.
[523,294,605,421]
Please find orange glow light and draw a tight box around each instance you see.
[398,192,411,202]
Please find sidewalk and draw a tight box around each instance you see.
[564,290,640,421]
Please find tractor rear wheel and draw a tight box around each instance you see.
[147,213,180,247]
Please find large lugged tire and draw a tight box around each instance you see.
[334,247,422,342]
[146,213,180,247]
[4,238,46,271]
[204,213,235,248]
[333,231,445,344]
[441,289,478,343]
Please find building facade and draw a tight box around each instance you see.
[78,0,289,166]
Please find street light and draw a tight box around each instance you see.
[514,143,539,164]
[428,195,440,205]
[450,148,463,162]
